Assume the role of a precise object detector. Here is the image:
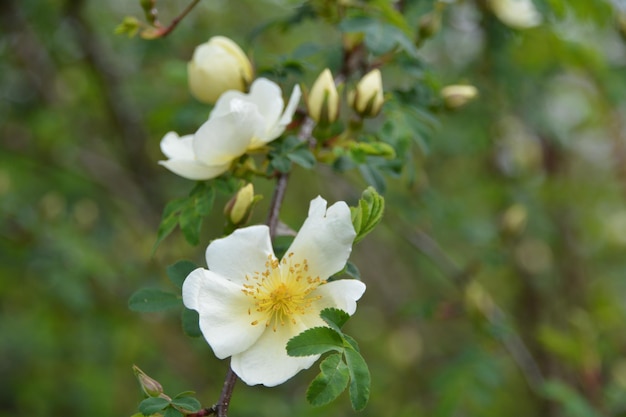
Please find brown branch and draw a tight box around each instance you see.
[147,0,203,38]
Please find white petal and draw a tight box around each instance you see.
[312,279,366,315]
[182,268,265,359]
[247,78,284,134]
[255,84,302,147]
[158,159,230,180]
[193,106,262,165]
[286,196,356,280]
[231,323,319,386]
[160,132,195,159]
[206,225,274,284]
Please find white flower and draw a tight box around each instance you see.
[182,196,366,387]
[188,36,254,104]
[489,0,542,29]
[159,78,301,180]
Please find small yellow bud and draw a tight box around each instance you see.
[188,36,254,104]
[307,69,339,125]
[132,365,163,398]
[348,69,384,118]
[224,183,255,225]
[441,85,478,109]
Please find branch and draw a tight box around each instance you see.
[145,0,203,38]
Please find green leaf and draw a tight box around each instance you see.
[343,334,360,352]
[541,380,601,417]
[351,187,385,244]
[163,406,183,417]
[306,353,350,407]
[139,397,170,415]
[181,308,202,338]
[339,17,418,57]
[270,155,292,173]
[287,148,316,169]
[173,391,196,398]
[287,327,344,357]
[128,288,181,312]
[191,183,215,216]
[344,347,371,411]
[178,202,202,246]
[171,396,201,412]
[166,260,197,288]
[320,308,350,333]
[153,197,187,252]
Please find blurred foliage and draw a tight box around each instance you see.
[2,0,626,416]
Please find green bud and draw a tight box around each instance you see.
[224,183,256,226]
[133,365,164,398]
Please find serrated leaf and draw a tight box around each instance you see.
[344,347,371,411]
[181,308,202,337]
[171,396,201,412]
[343,334,361,352]
[320,308,350,333]
[166,260,197,288]
[306,353,350,407]
[287,327,344,357]
[128,288,181,312]
[352,187,385,244]
[139,397,170,415]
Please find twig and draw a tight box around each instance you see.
[266,172,290,239]
[150,0,203,38]
[404,228,546,392]
[215,366,238,417]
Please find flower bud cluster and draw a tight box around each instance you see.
[306,68,384,125]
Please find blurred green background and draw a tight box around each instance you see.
[2,0,626,416]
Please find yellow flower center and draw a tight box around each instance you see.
[242,253,325,331]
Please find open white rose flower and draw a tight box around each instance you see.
[182,196,366,386]
[159,78,301,180]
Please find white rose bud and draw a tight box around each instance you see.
[307,68,339,125]
[441,85,478,109]
[349,69,384,118]
[224,183,255,226]
[188,36,254,104]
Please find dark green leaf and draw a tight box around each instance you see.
[306,353,350,407]
[287,148,316,169]
[139,397,170,415]
[270,155,292,173]
[344,347,371,411]
[359,164,386,194]
[173,391,196,398]
[171,396,201,412]
[191,183,215,216]
[153,197,187,252]
[287,327,344,357]
[163,406,183,417]
[320,308,350,333]
[179,202,202,246]
[166,260,197,288]
[129,288,181,312]
[181,308,202,337]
